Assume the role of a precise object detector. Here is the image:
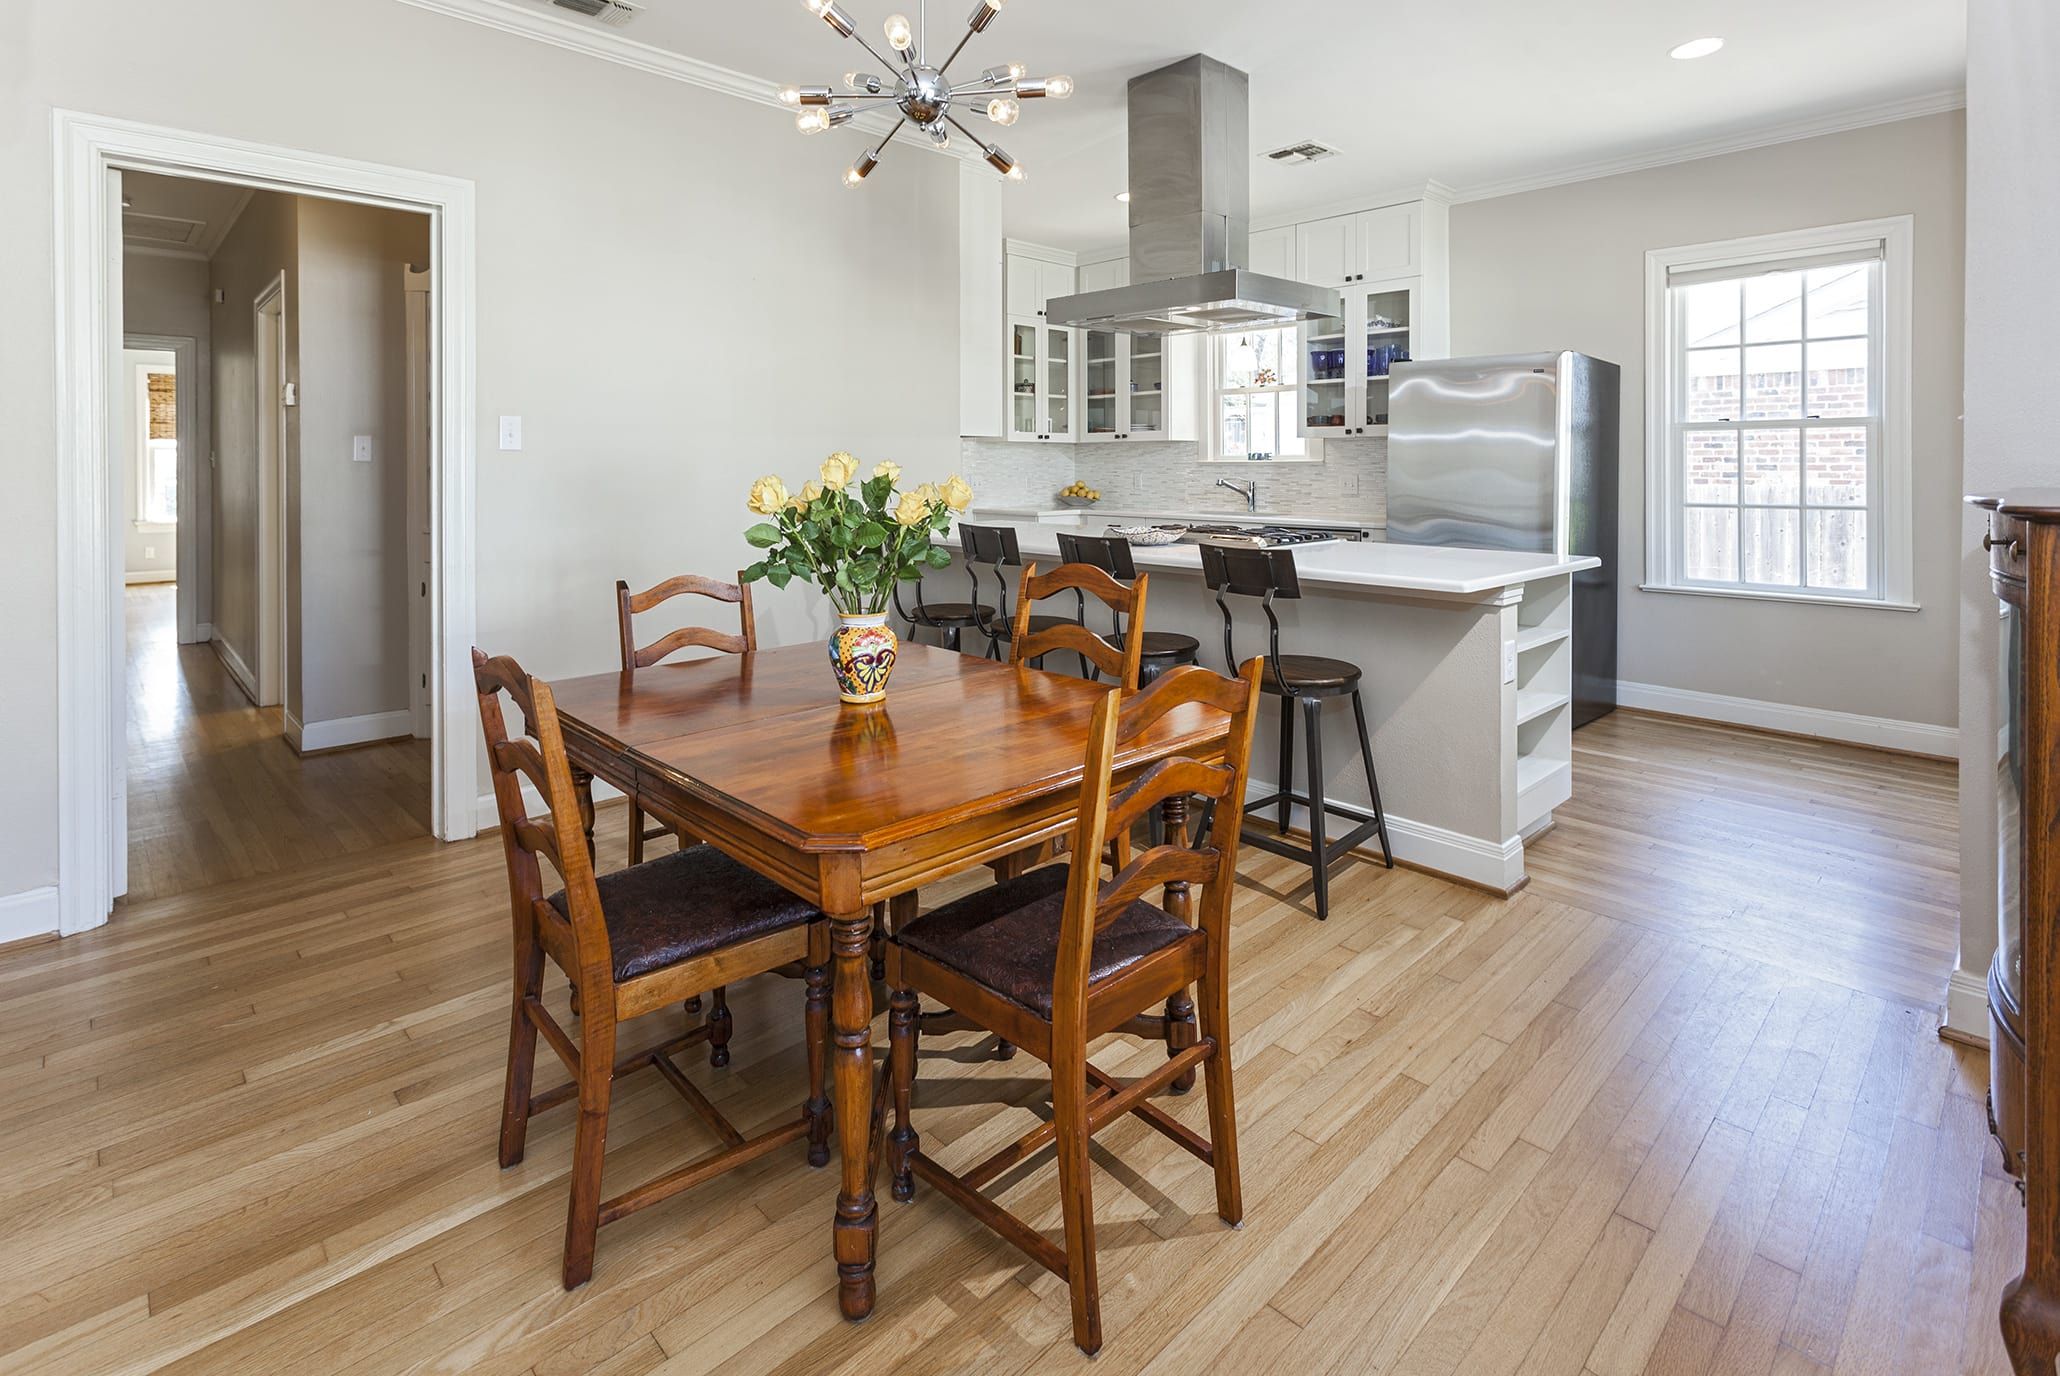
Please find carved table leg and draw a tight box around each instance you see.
[2001,1274,2060,1374]
[830,905,878,1320]
[1161,792,1199,1094]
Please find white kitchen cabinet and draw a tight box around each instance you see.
[1007,316,1076,442]
[1294,203,1421,287]
[1299,277,1424,438]
[1076,256,1128,294]
[1005,251,1077,319]
[1246,225,1295,280]
[1080,329,1191,442]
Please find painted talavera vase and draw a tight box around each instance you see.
[828,611,898,704]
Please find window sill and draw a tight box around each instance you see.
[133,521,176,534]
[1639,583,1919,612]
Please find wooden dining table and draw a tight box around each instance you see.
[547,639,1233,1320]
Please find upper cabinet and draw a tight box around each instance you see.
[1246,226,1295,280]
[1005,251,1077,319]
[1077,256,1128,295]
[1293,203,1420,286]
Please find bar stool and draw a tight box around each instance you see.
[955,524,1078,661]
[1056,532,1201,684]
[893,525,999,651]
[1200,543,1392,920]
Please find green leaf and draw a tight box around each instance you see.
[766,565,792,589]
[897,564,926,581]
[853,521,888,547]
[742,560,770,582]
[862,474,892,507]
[924,545,952,568]
[744,522,783,548]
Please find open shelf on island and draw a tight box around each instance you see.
[1517,755,1569,799]
[1517,625,1572,654]
[1516,690,1571,726]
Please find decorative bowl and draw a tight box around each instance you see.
[1107,523,1185,546]
[1056,494,1099,508]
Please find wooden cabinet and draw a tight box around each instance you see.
[1973,492,2060,1372]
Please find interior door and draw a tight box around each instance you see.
[106,167,127,900]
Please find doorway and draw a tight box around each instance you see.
[53,111,479,933]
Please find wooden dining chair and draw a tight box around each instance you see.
[1005,561,1148,691]
[474,649,831,1290]
[883,659,1263,1354]
[615,572,756,866]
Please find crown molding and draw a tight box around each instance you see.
[1003,237,1079,267]
[390,0,975,160]
[197,186,256,259]
[1250,180,1440,234]
[1446,88,1966,204]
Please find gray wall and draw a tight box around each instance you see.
[0,0,964,904]
[1953,2,2060,1026]
[1448,112,1967,731]
[292,198,430,730]
[122,253,211,603]
[208,190,299,694]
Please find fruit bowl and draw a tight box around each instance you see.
[1056,494,1100,508]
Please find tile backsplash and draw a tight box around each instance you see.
[957,435,1387,523]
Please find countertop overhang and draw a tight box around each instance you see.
[951,517,1599,597]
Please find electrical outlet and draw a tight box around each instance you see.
[352,435,374,463]
[499,416,523,451]
[1342,473,1360,497]
[143,545,156,560]
[1502,642,1518,683]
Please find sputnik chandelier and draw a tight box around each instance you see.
[779,0,1072,188]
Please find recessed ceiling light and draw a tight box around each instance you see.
[1669,36,1724,60]
[1115,191,1131,203]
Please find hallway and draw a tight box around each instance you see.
[124,583,431,902]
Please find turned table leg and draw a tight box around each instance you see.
[829,905,878,1320]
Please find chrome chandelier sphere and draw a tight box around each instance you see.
[779,0,1072,187]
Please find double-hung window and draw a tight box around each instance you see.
[1645,218,1912,605]
[1206,327,1310,462]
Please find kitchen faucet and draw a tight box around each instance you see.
[1216,477,1258,512]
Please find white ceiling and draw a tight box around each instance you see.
[121,171,254,258]
[505,0,1967,250]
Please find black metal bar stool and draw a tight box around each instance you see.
[1056,532,1201,684]
[1200,543,1392,920]
[957,525,1080,661]
[893,525,1001,651]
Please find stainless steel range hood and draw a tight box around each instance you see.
[1046,55,1338,334]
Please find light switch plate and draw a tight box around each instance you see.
[1502,642,1518,683]
[499,416,522,451]
[1342,474,1360,497]
[352,435,373,463]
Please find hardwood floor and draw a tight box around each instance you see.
[123,583,431,902]
[0,701,2016,1373]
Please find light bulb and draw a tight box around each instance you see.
[986,96,1020,126]
[801,0,833,13]
[1045,74,1073,99]
[796,108,831,134]
[844,148,880,187]
[1005,163,1028,183]
[843,167,867,189]
[883,13,913,50]
[776,84,802,106]
[1008,61,1028,80]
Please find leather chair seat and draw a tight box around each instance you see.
[908,601,994,627]
[1242,653,1362,693]
[549,844,821,983]
[895,864,1199,1018]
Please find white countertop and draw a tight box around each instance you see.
[976,504,1383,531]
[960,517,1599,596]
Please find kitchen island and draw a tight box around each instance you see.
[930,516,1601,893]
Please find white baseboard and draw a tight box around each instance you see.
[0,886,60,945]
[123,569,175,585]
[195,621,213,640]
[212,632,256,702]
[476,774,626,833]
[1943,966,1991,1046]
[297,709,415,753]
[1617,681,1958,758]
[1244,779,1527,894]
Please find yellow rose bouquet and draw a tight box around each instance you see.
[742,453,973,617]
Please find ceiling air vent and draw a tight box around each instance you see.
[1262,140,1340,166]
[551,0,640,25]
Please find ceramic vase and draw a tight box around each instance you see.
[828,611,898,704]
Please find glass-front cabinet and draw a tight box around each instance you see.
[1008,318,1075,443]
[1299,278,1419,438]
[1080,330,1170,442]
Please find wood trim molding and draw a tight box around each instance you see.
[52,107,481,936]
[1616,681,1958,758]
[0,886,61,946]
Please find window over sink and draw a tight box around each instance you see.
[1644,218,1913,607]
[1204,326,1317,463]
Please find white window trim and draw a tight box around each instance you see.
[132,362,177,531]
[1643,215,1914,606]
[1200,329,1325,464]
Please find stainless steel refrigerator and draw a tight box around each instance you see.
[1385,351,1618,726]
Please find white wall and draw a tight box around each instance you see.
[0,1,963,907]
[123,252,211,606]
[119,349,177,579]
[1950,1,2060,1035]
[1448,113,1966,736]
